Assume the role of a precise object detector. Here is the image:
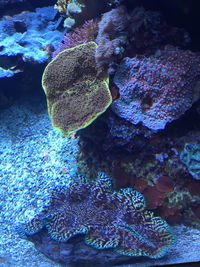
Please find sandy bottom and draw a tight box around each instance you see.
[0,96,78,267]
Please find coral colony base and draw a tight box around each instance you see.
[1,0,200,266]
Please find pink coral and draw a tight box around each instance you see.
[53,20,98,57]
[112,46,200,131]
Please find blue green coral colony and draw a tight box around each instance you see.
[180,144,200,180]
[22,174,174,258]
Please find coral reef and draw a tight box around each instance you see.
[95,6,190,72]
[1,1,200,266]
[54,0,84,16]
[54,0,84,30]
[0,6,64,78]
[54,0,114,30]
[54,0,68,14]
[77,111,200,227]
[95,5,129,70]
[53,19,98,57]
[21,173,174,259]
[42,42,112,136]
[112,46,200,131]
[180,144,200,180]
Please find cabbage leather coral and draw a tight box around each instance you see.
[112,46,200,131]
[22,174,174,259]
[42,42,112,136]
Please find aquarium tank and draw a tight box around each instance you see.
[0,0,200,266]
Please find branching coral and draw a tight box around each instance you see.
[21,173,174,258]
[112,46,200,131]
[53,19,98,58]
[42,42,112,136]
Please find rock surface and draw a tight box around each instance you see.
[0,6,64,78]
[26,225,200,266]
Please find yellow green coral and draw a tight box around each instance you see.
[42,42,112,136]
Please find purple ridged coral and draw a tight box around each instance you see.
[53,20,98,57]
[21,174,174,258]
[112,46,200,131]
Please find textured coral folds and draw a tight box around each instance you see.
[22,174,174,259]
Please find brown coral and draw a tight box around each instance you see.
[42,42,112,136]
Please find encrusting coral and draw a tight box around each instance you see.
[42,41,112,136]
[95,5,129,70]
[112,46,200,131]
[21,173,174,259]
[94,6,190,72]
[0,6,63,78]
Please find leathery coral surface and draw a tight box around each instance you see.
[22,173,174,259]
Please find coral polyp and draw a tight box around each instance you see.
[42,42,112,136]
[53,19,98,58]
[22,174,174,259]
[112,46,200,131]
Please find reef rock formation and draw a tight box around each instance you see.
[42,42,112,136]
[112,46,200,131]
[95,6,190,72]
[0,6,63,78]
[95,5,129,70]
[21,173,174,263]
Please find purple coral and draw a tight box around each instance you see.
[112,46,200,131]
[53,20,98,57]
[95,6,189,71]
[21,174,174,258]
[95,6,129,70]
[127,7,190,56]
